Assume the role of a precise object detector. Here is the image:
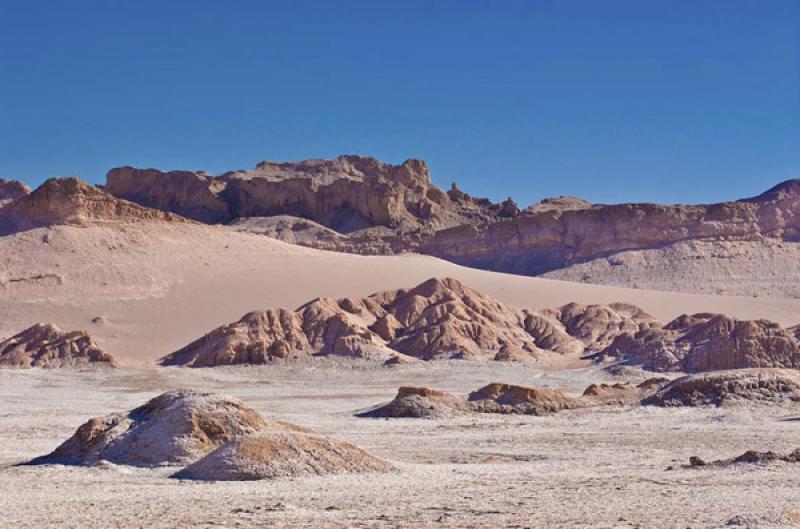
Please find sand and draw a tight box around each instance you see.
[1,363,799,529]
[2,223,800,366]
[3,221,800,528]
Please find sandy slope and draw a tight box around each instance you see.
[542,239,800,298]
[3,222,800,366]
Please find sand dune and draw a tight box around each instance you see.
[3,222,800,366]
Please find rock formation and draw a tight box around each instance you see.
[0,178,30,207]
[0,323,116,368]
[172,432,392,481]
[689,448,800,467]
[103,156,800,279]
[0,177,188,234]
[106,156,501,232]
[360,383,581,418]
[28,390,391,482]
[580,378,669,405]
[421,179,800,275]
[599,313,800,372]
[27,390,300,466]
[642,369,800,407]
[159,277,654,366]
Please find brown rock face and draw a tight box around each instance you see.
[0,178,30,206]
[422,182,800,274]
[0,323,116,368]
[361,383,580,418]
[105,156,800,279]
[641,369,800,407]
[27,390,296,466]
[159,277,653,367]
[0,177,188,234]
[600,313,800,372]
[106,155,499,232]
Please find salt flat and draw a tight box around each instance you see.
[1,363,799,529]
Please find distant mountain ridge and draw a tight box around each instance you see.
[2,156,799,295]
[100,156,800,276]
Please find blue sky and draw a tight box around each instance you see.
[1,0,798,206]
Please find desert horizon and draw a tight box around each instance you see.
[3,2,800,528]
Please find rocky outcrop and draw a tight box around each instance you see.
[689,448,800,467]
[0,323,116,368]
[104,156,800,281]
[106,156,501,232]
[421,181,800,275]
[0,178,30,207]
[173,432,392,481]
[27,390,298,466]
[361,383,581,418]
[642,369,800,407]
[600,314,800,372]
[0,177,188,234]
[159,277,654,366]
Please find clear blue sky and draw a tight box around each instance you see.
[1,0,798,206]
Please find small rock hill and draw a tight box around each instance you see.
[642,369,800,407]
[360,383,581,418]
[689,448,800,467]
[361,379,670,418]
[172,432,392,481]
[27,390,301,466]
[0,323,116,368]
[0,177,188,234]
[29,390,391,481]
[159,277,655,366]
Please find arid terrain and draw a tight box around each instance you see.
[3,364,800,529]
[2,165,800,528]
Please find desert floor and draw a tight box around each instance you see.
[2,362,799,529]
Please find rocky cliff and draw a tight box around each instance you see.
[0,177,189,234]
[0,178,30,207]
[106,155,507,233]
[421,182,800,274]
[103,156,800,277]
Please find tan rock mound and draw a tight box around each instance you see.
[160,277,654,367]
[642,369,800,407]
[0,323,116,368]
[467,383,581,415]
[689,448,800,467]
[361,383,580,418]
[26,390,292,466]
[359,386,470,418]
[580,378,670,405]
[601,314,800,372]
[172,432,392,481]
[0,177,188,234]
